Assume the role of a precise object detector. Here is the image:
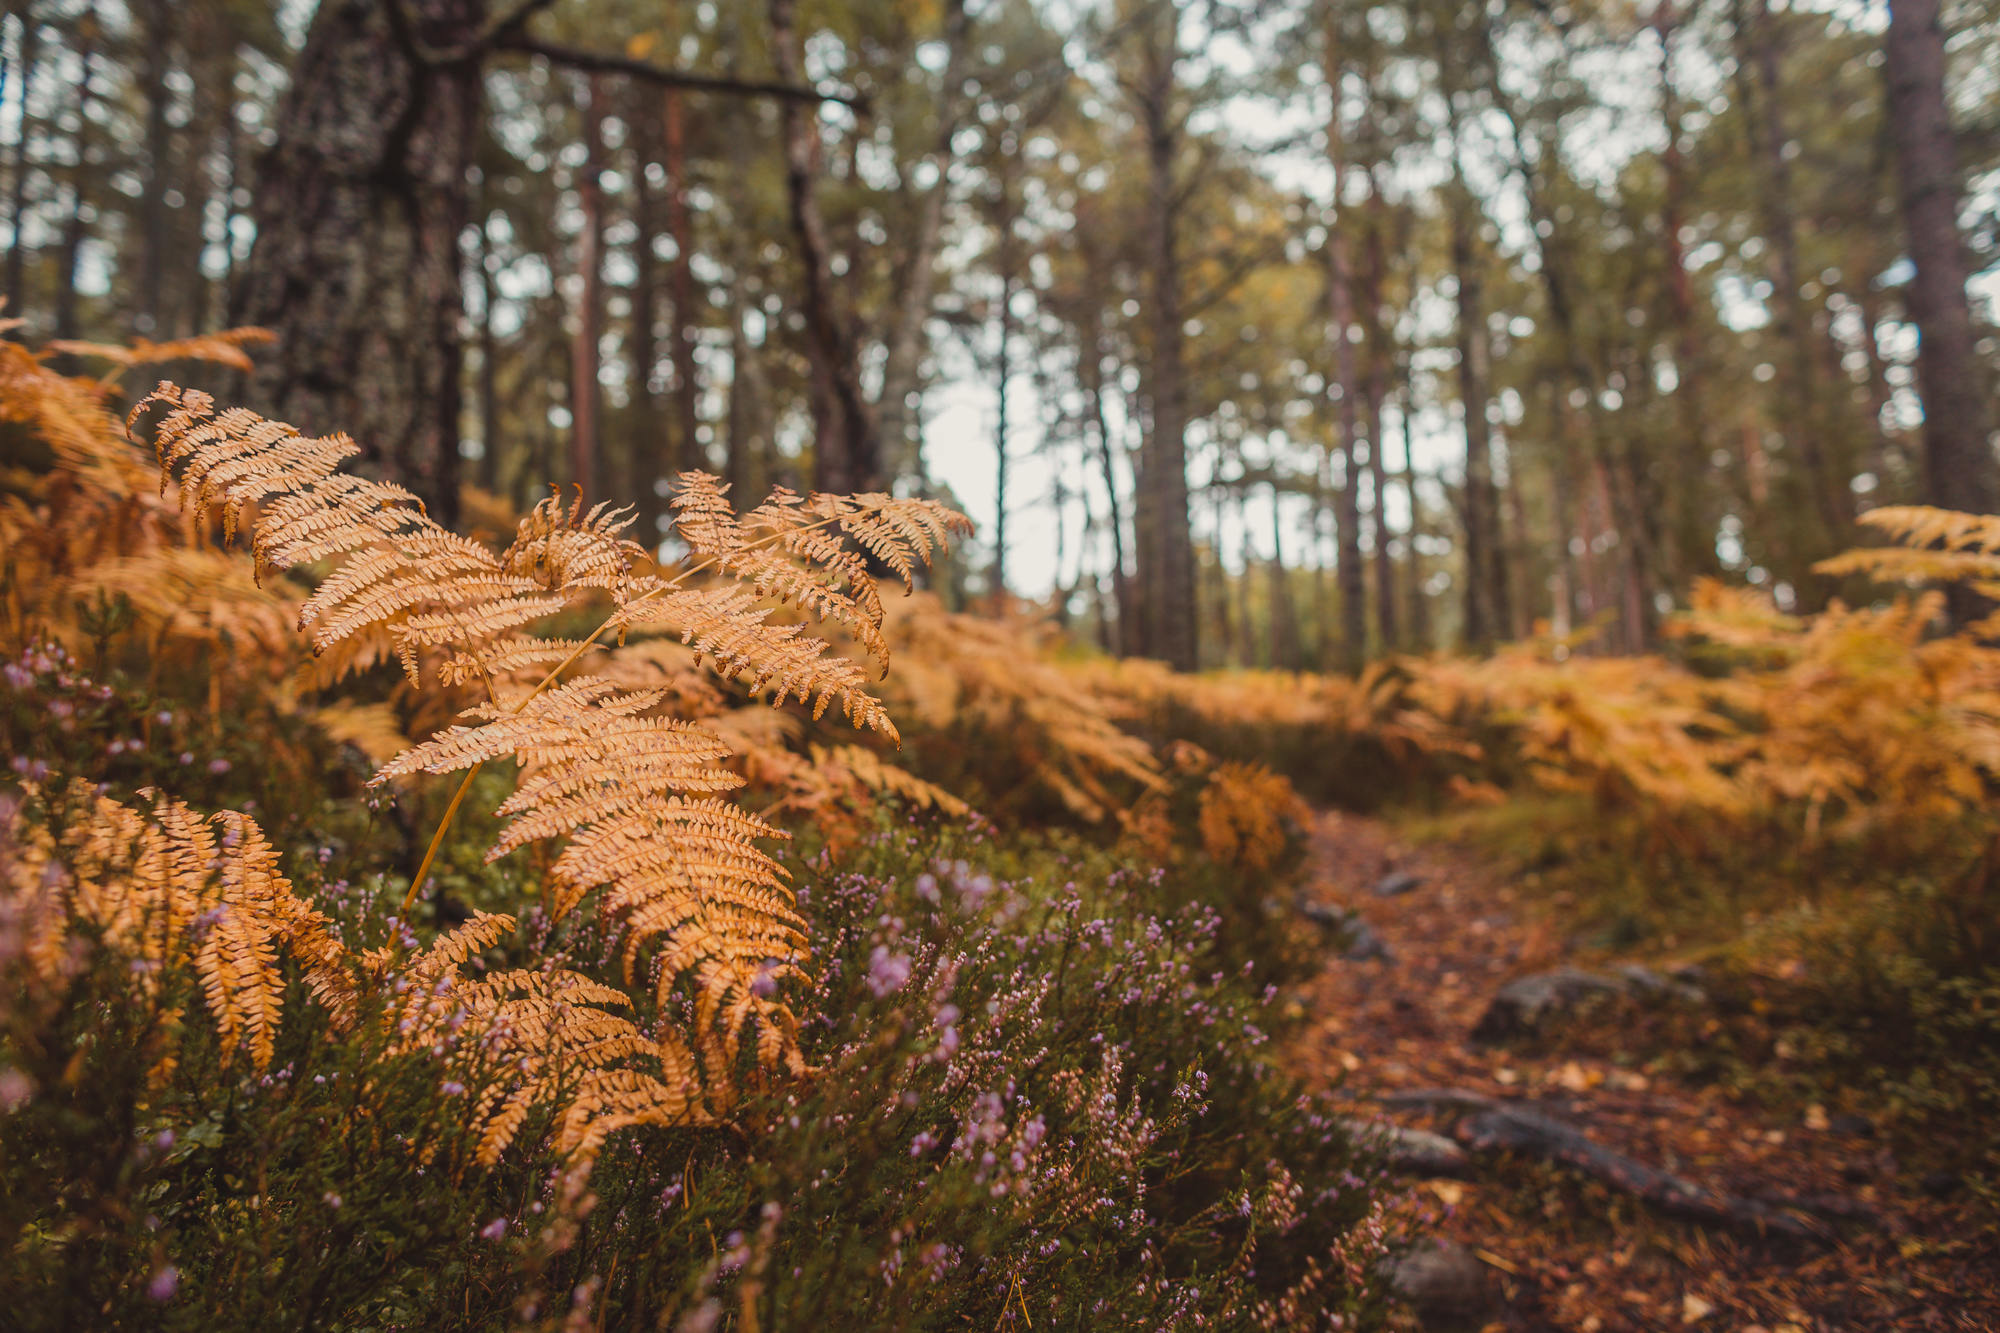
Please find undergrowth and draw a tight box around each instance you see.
[0,339,1395,1328]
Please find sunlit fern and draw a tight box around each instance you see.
[131,382,969,1117]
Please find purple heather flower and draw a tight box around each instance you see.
[915,873,940,904]
[207,758,231,775]
[1,663,31,690]
[146,1266,179,1301]
[866,946,911,998]
[480,1217,508,1240]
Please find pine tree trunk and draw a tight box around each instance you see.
[1360,178,1398,654]
[769,0,879,495]
[1885,0,1999,544]
[1081,304,1131,656]
[992,226,1015,606]
[626,84,663,534]
[876,0,969,478]
[663,87,700,479]
[475,193,500,493]
[136,0,171,336]
[1448,175,1497,649]
[1324,44,1367,669]
[235,0,482,527]
[1398,359,1431,652]
[52,2,96,346]
[569,73,605,504]
[4,5,37,329]
[1134,2,1197,671]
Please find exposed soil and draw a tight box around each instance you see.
[1290,809,1998,1333]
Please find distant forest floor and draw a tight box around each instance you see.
[1291,810,1999,1333]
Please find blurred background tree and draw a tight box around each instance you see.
[3,0,1995,657]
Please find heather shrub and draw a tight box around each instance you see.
[0,774,1398,1329]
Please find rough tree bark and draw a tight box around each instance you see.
[663,86,700,482]
[627,83,663,530]
[1133,0,1198,671]
[1734,0,1851,547]
[234,0,840,524]
[52,1,97,346]
[875,0,970,478]
[1361,159,1398,654]
[1446,164,1501,648]
[769,0,880,495]
[234,0,482,527]
[1885,0,1999,550]
[569,72,605,503]
[136,0,170,336]
[4,4,37,329]
[1323,30,1367,670]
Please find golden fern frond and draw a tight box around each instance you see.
[505,492,651,599]
[131,386,558,684]
[3,785,350,1066]
[610,585,894,735]
[49,327,274,374]
[376,929,709,1165]
[370,677,802,1003]
[1815,506,2000,586]
[666,473,973,680]
[1813,547,2000,585]
[809,743,972,816]
[1858,505,2000,553]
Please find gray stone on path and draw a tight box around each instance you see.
[1371,869,1426,898]
[1472,964,1708,1043]
[1470,968,1626,1042]
[1340,1118,1471,1177]
[1341,917,1396,963]
[1383,1239,1495,1325]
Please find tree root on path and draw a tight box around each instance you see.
[1363,1090,1837,1243]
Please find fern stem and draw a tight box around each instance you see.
[401,762,483,916]
[400,510,853,912]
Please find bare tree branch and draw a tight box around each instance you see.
[496,34,867,112]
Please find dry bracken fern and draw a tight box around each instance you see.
[132,382,969,1125]
[3,782,349,1069]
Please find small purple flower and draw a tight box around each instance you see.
[866,946,911,998]
[909,1130,938,1157]
[207,758,231,775]
[152,1129,175,1151]
[1,663,31,689]
[155,710,174,726]
[146,1265,179,1301]
[441,1081,466,1097]
[480,1217,508,1240]
[915,873,940,905]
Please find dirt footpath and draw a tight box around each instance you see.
[1292,809,1997,1333]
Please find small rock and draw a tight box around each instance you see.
[1371,870,1425,898]
[1919,1170,1961,1198]
[1470,968,1624,1043]
[1294,895,1351,930]
[1340,1118,1472,1177]
[1384,1239,1494,1323]
[1342,918,1395,963]
[1613,963,1707,1005]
